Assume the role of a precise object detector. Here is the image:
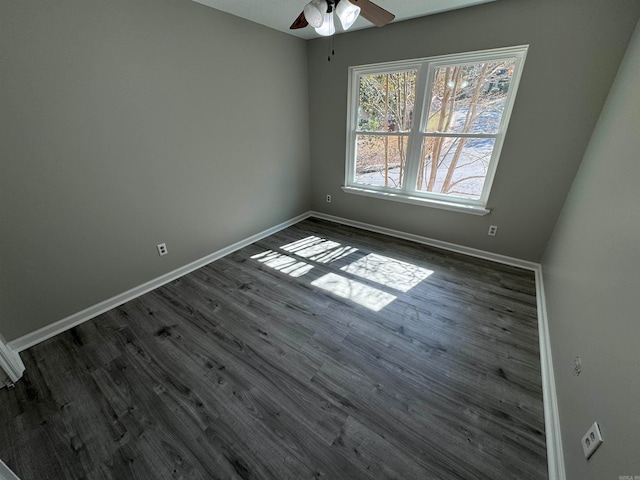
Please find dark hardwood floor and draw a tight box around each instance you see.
[0,218,547,479]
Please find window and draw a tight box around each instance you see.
[344,46,528,215]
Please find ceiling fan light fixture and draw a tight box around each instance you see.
[336,0,360,30]
[315,8,335,36]
[303,0,326,28]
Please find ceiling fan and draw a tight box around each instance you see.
[290,0,395,36]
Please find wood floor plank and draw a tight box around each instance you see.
[330,415,435,479]
[0,218,547,479]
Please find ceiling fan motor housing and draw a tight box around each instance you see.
[291,0,394,31]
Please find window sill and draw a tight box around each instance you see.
[341,186,491,216]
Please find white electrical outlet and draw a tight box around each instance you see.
[326,194,332,203]
[488,225,498,236]
[581,422,603,459]
[157,243,168,256]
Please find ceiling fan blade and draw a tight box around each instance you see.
[351,0,395,27]
[290,11,309,29]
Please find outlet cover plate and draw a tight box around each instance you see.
[581,422,603,459]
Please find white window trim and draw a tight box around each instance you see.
[344,45,529,214]
[341,185,491,215]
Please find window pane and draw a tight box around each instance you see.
[357,70,417,133]
[425,59,515,135]
[354,135,408,189]
[416,136,496,199]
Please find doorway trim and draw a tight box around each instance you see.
[0,338,25,386]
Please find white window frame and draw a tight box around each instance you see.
[343,45,528,216]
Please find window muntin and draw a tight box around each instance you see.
[346,47,527,211]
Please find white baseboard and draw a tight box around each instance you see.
[0,460,21,480]
[5,209,565,479]
[309,211,538,271]
[7,212,311,352]
[0,338,25,384]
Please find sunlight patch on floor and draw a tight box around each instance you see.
[311,273,396,312]
[281,236,358,264]
[250,250,314,277]
[341,253,433,292]
[253,235,434,312]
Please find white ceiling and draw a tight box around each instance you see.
[192,0,496,40]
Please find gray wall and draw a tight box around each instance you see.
[0,0,310,341]
[541,20,640,479]
[307,0,640,261]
